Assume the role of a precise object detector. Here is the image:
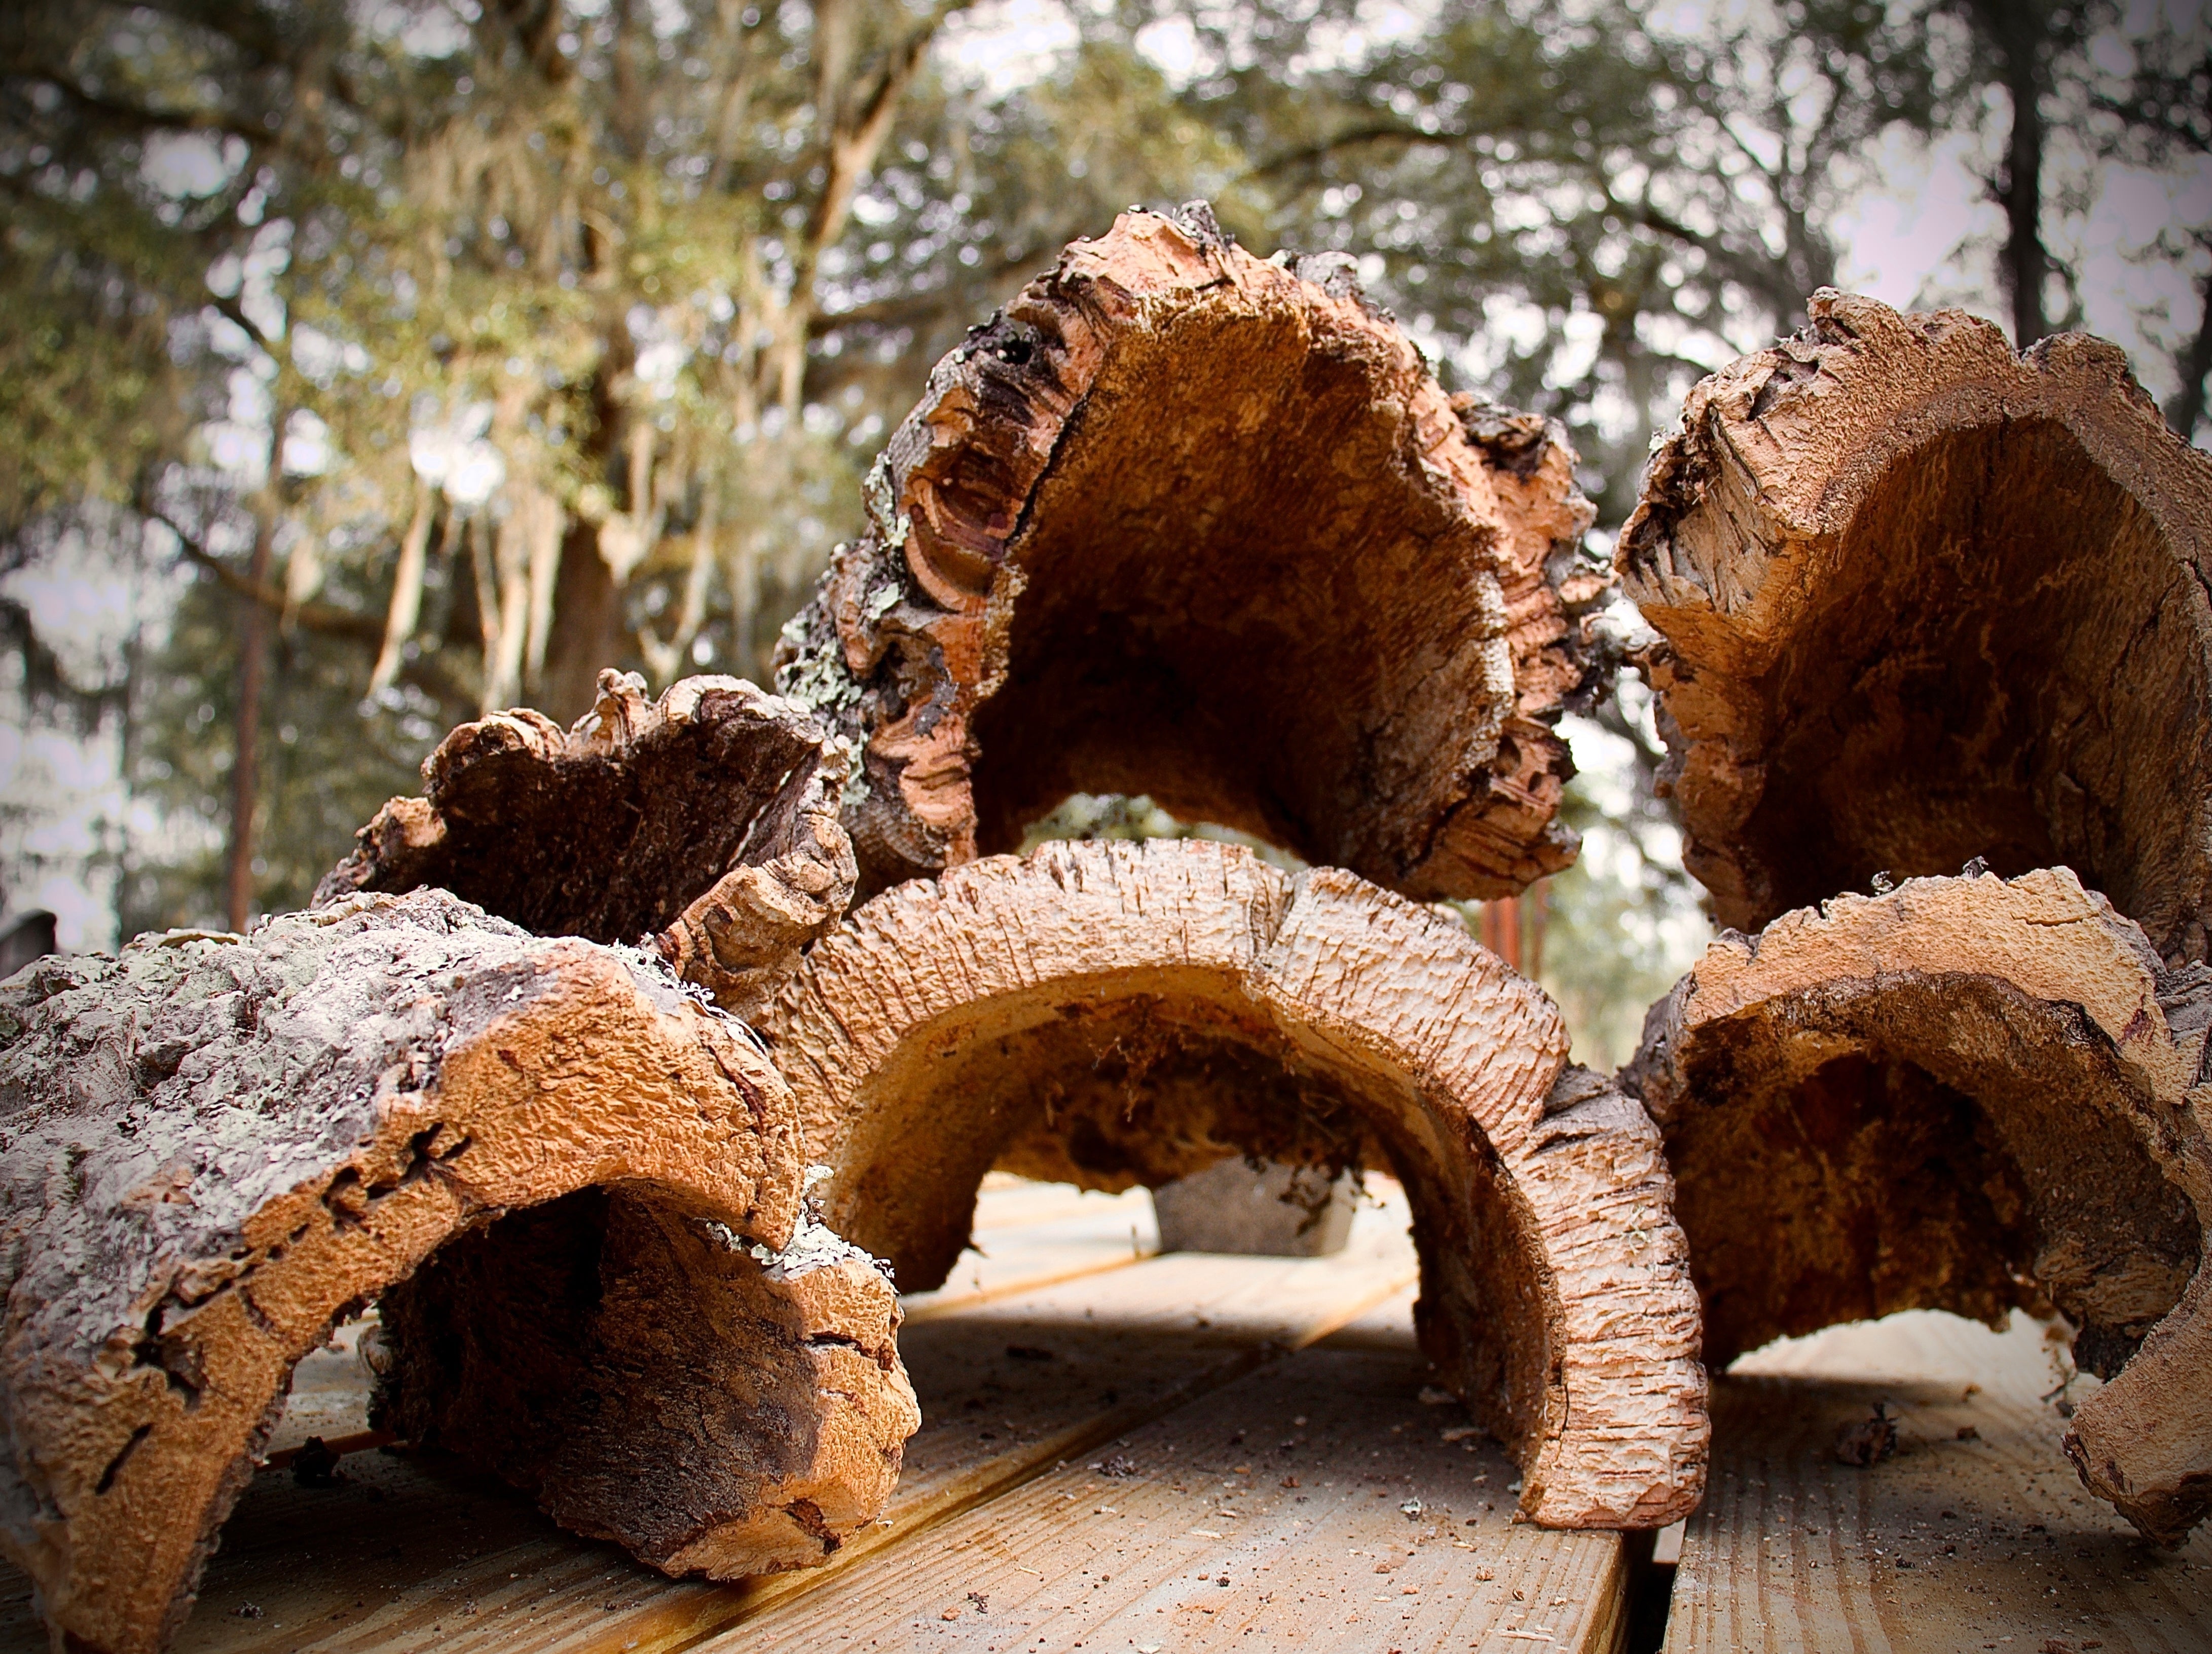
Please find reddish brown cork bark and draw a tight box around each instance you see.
[774,204,1612,901]
[316,671,855,1019]
[1617,290,2212,963]
[763,838,1706,1529]
[1624,867,2212,1542]
[0,892,914,1654]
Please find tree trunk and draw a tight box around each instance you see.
[1617,289,2212,964]
[0,889,914,1654]
[762,836,1707,1531]
[536,516,630,727]
[224,508,276,931]
[1621,865,2212,1542]
[1991,18,2051,345]
[368,482,436,695]
[2169,261,2212,442]
[773,204,1614,903]
[316,670,855,1021]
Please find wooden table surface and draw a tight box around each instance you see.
[1667,1309,2212,1653]
[4,1177,2204,1654]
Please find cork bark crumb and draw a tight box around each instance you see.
[763,837,1707,1530]
[773,204,1612,904]
[315,669,856,1020]
[1623,867,2212,1542]
[1618,290,2212,964]
[0,891,915,1654]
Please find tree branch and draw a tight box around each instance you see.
[153,507,476,716]
[1248,122,1439,179]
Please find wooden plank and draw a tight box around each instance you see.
[901,1182,1158,1324]
[711,1288,1628,1653]
[964,1175,1152,1233]
[0,1185,1425,1654]
[1663,1309,2212,1653]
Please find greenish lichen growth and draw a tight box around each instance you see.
[776,634,861,719]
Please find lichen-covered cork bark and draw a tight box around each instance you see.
[1617,290,2212,963]
[763,838,1706,1528]
[315,670,855,1019]
[1621,866,2212,1542]
[773,203,1612,902]
[0,891,913,1654]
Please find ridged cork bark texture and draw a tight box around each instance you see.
[316,670,856,1020]
[1623,867,2212,1542]
[1617,289,2212,964]
[773,203,1611,903]
[0,891,915,1654]
[762,838,1707,1529]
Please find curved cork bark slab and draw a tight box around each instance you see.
[373,1195,915,1576]
[1617,289,2212,962]
[774,203,1611,902]
[1621,866,2212,1542]
[0,891,915,1654]
[762,838,1706,1528]
[315,671,855,1019]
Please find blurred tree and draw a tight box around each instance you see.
[1953,0,2098,347]
[1132,0,1952,521]
[0,0,1239,930]
[2086,2,2212,437]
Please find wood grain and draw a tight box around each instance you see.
[1665,1311,2212,1653]
[711,1291,1629,1654]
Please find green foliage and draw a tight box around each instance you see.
[117,578,439,934]
[1132,0,1957,518]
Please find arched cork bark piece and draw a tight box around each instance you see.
[762,838,1706,1528]
[0,891,916,1654]
[1621,867,2212,1541]
[773,204,1612,902]
[1616,289,2212,963]
[315,670,855,1019]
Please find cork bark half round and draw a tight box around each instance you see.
[1623,867,2212,1542]
[314,670,857,1020]
[0,891,915,1654]
[773,204,1613,903]
[763,839,1708,1529]
[1617,290,2212,963]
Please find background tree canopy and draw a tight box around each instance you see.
[3,0,2207,1064]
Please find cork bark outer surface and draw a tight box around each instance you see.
[762,838,1707,1529]
[772,203,1612,903]
[1617,289,2212,963]
[1622,866,2212,1542]
[0,890,909,1654]
[314,670,856,1020]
